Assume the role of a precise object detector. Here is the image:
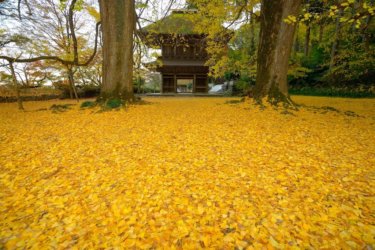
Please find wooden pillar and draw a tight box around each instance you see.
[206,76,209,93]
[174,74,177,93]
[161,74,164,94]
[193,74,196,93]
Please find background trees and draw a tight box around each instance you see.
[287,0,375,97]
[186,0,374,102]
[0,0,101,107]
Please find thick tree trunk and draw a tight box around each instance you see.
[253,0,301,106]
[99,0,135,102]
[9,62,24,110]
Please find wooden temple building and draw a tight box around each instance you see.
[141,9,210,93]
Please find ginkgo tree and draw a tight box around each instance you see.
[189,0,374,105]
[97,0,135,103]
[252,0,302,106]
[188,0,301,105]
[97,0,183,103]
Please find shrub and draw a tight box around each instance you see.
[289,86,375,98]
[233,75,254,96]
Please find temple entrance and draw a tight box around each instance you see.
[177,78,193,93]
[161,72,208,93]
[142,9,231,94]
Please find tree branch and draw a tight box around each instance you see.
[68,0,79,64]
[77,21,101,66]
[224,0,249,30]
[0,21,101,66]
[0,55,69,64]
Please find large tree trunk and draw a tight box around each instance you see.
[99,0,135,102]
[253,0,301,106]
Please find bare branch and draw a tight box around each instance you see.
[0,55,70,64]
[224,0,249,30]
[68,0,79,64]
[77,21,101,66]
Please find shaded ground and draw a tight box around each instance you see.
[0,97,374,248]
[0,86,61,103]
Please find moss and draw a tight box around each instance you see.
[253,80,298,110]
[80,101,97,109]
[106,98,122,109]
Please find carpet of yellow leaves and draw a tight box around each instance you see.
[0,96,374,249]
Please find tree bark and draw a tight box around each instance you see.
[363,27,371,52]
[250,11,256,54]
[9,62,24,110]
[293,22,300,57]
[329,8,343,72]
[318,22,324,43]
[304,22,310,57]
[362,0,374,52]
[98,0,135,102]
[67,67,79,101]
[253,0,301,106]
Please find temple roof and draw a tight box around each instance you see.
[140,9,233,49]
[141,9,201,35]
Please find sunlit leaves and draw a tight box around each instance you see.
[85,5,100,22]
[284,15,298,24]
[328,0,374,28]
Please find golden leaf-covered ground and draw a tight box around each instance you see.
[0,96,374,249]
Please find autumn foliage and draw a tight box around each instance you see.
[0,97,374,248]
